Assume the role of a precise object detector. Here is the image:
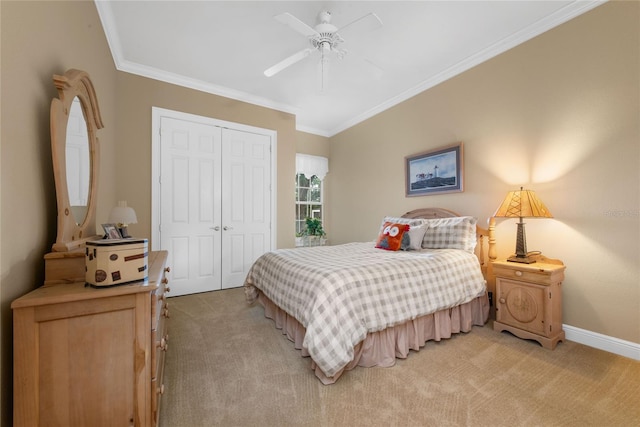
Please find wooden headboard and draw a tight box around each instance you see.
[401,208,497,283]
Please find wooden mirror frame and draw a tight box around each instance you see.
[50,69,103,251]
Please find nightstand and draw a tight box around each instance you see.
[492,256,566,349]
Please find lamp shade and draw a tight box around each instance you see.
[108,200,138,225]
[493,187,552,264]
[494,187,553,219]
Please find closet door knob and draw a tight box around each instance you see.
[210,226,220,231]
[223,226,234,231]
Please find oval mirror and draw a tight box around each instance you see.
[50,69,103,252]
[65,97,90,225]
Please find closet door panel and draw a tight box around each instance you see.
[221,128,272,289]
[160,117,222,295]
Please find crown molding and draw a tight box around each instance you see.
[328,0,607,137]
[96,0,606,138]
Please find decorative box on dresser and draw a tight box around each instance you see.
[12,250,170,427]
[493,256,565,350]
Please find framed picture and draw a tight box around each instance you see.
[405,142,463,197]
[102,223,122,239]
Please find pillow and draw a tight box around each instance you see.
[401,223,428,251]
[377,216,425,236]
[375,222,410,251]
[421,216,478,253]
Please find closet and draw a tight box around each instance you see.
[153,108,275,296]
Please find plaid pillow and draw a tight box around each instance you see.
[421,216,477,252]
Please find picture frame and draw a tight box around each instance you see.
[102,223,122,239]
[405,142,463,197]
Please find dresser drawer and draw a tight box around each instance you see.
[152,314,169,378]
[151,271,169,331]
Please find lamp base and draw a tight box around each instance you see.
[507,254,537,264]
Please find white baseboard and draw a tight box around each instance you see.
[564,324,640,361]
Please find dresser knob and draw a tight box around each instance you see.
[157,384,165,395]
[159,336,169,352]
[161,278,169,285]
[499,298,506,304]
[164,266,171,273]
[158,337,167,350]
[515,271,523,277]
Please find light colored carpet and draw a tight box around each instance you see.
[159,288,639,427]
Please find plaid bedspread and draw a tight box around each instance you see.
[244,242,486,378]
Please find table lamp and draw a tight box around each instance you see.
[108,200,137,238]
[493,187,552,264]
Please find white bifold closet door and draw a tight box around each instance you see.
[159,116,271,296]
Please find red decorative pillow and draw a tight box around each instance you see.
[375,222,410,251]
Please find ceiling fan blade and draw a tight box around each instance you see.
[337,12,383,38]
[363,58,384,80]
[274,12,319,38]
[264,48,314,77]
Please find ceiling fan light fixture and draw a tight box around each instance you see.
[264,9,383,91]
[318,52,330,93]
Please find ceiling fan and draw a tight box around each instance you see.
[264,10,383,92]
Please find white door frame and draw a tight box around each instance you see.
[151,107,277,253]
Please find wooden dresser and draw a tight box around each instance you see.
[12,250,170,427]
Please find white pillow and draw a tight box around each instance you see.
[401,223,428,251]
[421,216,477,253]
[377,216,426,234]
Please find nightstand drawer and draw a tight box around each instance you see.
[493,262,564,286]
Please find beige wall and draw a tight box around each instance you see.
[0,2,297,425]
[297,131,330,158]
[113,72,297,249]
[0,1,119,424]
[0,1,637,425]
[329,1,639,344]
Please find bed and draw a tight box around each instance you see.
[244,208,494,384]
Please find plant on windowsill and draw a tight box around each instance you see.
[299,217,327,247]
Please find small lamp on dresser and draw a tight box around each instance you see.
[493,187,553,263]
[108,200,138,238]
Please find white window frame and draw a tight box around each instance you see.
[295,154,328,243]
[295,173,324,234]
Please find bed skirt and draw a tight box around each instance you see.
[256,291,490,384]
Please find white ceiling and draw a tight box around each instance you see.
[96,1,604,137]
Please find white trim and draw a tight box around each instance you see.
[328,0,607,136]
[97,0,606,137]
[150,107,277,252]
[564,324,640,361]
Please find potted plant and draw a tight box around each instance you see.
[300,217,326,246]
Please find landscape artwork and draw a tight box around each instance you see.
[405,143,463,196]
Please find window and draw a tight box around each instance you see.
[295,154,328,239]
[295,173,323,235]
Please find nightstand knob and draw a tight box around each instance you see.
[515,270,523,277]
